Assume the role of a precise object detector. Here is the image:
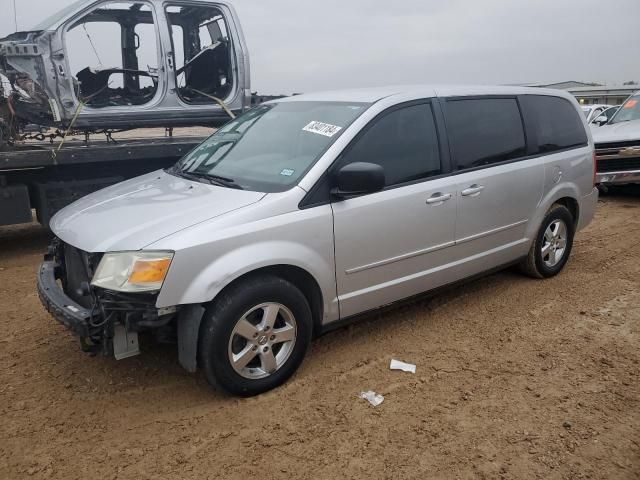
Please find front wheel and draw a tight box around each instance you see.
[198,275,312,396]
[521,204,575,279]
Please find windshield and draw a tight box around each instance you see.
[610,95,640,124]
[31,0,88,30]
[604,107,618,119]
[171,101,369,192]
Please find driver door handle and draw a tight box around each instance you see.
[461,184,485,197]
[426,193,452,205]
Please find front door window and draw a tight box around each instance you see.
[65,1,160,108]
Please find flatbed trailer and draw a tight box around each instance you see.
[0,133,207,227]
[0,92,285,228]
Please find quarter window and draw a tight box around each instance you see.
[445,98,527,170]
[339,103,441,187]
[520,95,588,152]
[165,4,233,104]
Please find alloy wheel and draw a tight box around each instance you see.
[227,303,297,379]
[541,219,568,268]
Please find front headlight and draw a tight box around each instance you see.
[91,251,174,293]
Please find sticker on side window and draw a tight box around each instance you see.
[623,99,638,109]
[302,121,342,137]
[280,168,295,176]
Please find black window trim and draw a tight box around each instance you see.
[299,97,452,209]
[518,93,589,155]
[441,95,531,174]
[439,94,589,176]
[299,93,591,208]
[444,143,593,178]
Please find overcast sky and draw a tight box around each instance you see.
[1,0,639,94]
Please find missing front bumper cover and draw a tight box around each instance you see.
[37,260,94,337]
[38,254,164,361]
[39,240,190,366]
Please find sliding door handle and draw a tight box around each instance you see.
[426,193,452,205]
[461,185,485,197]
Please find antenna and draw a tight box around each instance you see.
[13,0,18,32]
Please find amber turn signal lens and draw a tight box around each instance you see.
[128,258,171,284]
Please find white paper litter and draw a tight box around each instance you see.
[389,359,416,374]
[359,390,384,407]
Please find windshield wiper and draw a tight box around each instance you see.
[200,173,244,190]
[174,170,243,190]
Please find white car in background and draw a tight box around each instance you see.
[590,106,619,126]
[581,104,615,123]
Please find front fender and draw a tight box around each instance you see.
[157,241,338,322]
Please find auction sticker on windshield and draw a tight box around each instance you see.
[302,121,342,137]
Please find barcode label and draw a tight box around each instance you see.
[302,121,342,137]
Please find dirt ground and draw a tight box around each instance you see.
[1,194,639,480]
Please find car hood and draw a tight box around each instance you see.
[50,170,266,252]
[592,119,640,144]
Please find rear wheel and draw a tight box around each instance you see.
[199,275,312,396]
[521,204,575,279]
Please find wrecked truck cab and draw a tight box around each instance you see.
[0,29,58,134]
[0,0,250,147]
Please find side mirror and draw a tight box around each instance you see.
[333,162,385,199]
[592,115,608,126]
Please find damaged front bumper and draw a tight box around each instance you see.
[37,240,204,371]
[37,260,94,338]
[37,255,147,360]
[37,241,167,359]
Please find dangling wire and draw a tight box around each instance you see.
[52,101,85,158]
[83,24,103,68]
[12,0,18,32]
[51,82,112,156]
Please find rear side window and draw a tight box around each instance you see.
[520,95,588,153]
[339,103,441,187]
[445,98,527,171]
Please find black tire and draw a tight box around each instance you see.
[198,274,312,397]
[520,204,575,279]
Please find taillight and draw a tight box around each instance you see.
[592,150,597,187]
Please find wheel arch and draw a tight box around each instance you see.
[528,184,581,242]
[209,264,326,338]
[177,262,327,374]
[553,196,580,228]
[169,241,336,374]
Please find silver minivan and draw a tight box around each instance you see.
[38,86,598,396]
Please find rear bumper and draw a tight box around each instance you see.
[596,169,640,186]
[577,187,599,232]
[37,260,94,337]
